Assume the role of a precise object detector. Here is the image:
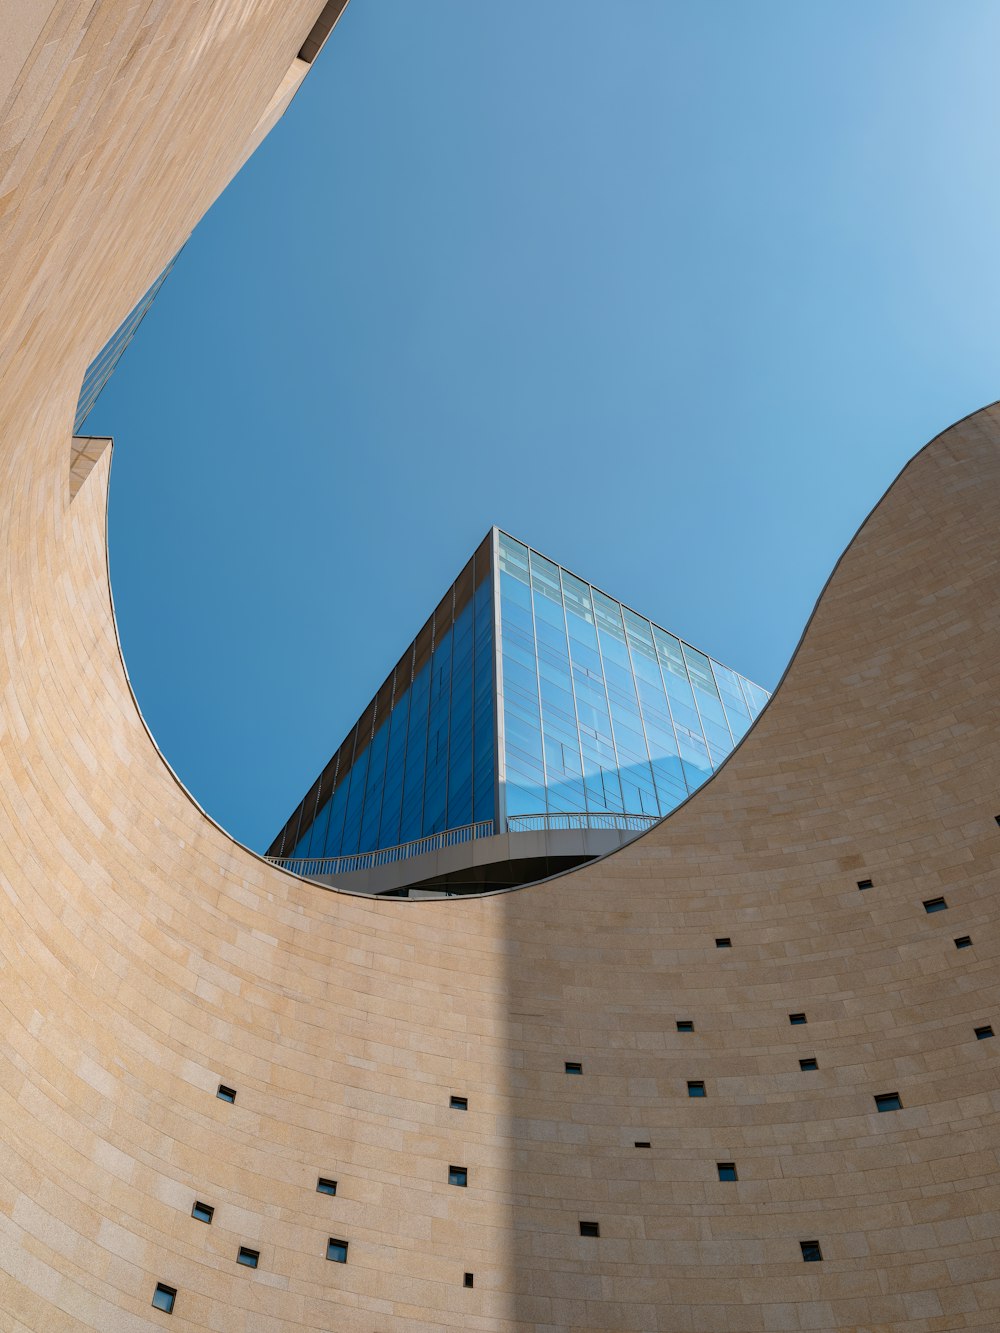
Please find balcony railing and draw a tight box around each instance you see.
[505,812,661,834]
[266,819,496,879]
[268,810,662,880]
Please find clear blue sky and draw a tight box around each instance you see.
[90,0,1000,851]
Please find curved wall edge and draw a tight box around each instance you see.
[2,4,1000,1330]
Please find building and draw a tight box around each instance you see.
[269,529,770,894]
[73,254,180,434]
[2,3,1000,1330]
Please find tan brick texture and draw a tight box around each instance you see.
[1,4,999,1331]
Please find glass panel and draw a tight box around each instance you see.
[472,574,495,823]
[277,531,771,863]
[446,598,475,829]
[529,551,586,815]
[740,676,771,717]
[337,739,370,856]
[500,548,546,814]
[322,770,351,857]
[398,660,430,843]
[376,682,411,847]
[422,623,453,835]
[357,718,390,852]
[305,789,334,858]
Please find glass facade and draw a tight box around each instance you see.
[73,253,180,434]
[496,533,767,821]
[280,534,496,861]
[269,529,770,859]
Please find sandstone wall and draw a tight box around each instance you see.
[1,4,998,1330]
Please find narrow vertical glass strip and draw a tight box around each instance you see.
[398,657,431,843]
[446,597,475,830]
[562,570,621,814]
[593,590,658,816]
[473,563,496,824]
[530,550,585,814]
[422,622,453,836]
[357,718,390,852]
[498,534,547,816]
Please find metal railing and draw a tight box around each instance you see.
[505,812,661,834]
[266,819,496,878]
[267,811,660,879]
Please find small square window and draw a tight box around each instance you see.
[857,879,873,891]
[448,1165,468,1187]
[789,1013,807,1025]
[634,1140,651,1148]
[955,936,972,949]
[923,897,947,913]
[237,1247,259,1269]
[579,1221,600,1237]
[191,1201,213,1224]
[450,1095,468,1110]
[463,1272,474,1288]
[327,1237,348,1263]
[799,1057,818,1071]
[217,1085,236,1104]
[995,815,1000,827]
[316,1177,337,1195]
[687,1081,706,1098]
[717,1162,738,1181]
[676,1020,694,1032]
[152,1283,176,1313]
[565,1061,582,1075]
[975,1025,994,1040]
[715,937,732,949]
[875,1092,902,1112]
[800,1240,823,1262]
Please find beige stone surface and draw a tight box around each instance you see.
[2,3,1000,1331]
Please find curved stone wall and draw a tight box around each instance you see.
[1,4,999,1330]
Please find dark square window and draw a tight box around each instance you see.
[676,1020,694,1032]
[316,1178,337,1195]
[923,897,947,913]
[191,1201,213,1224]
[715,937,732,949]
[634,1140,651,1148]
[450,1095,468,1110]
[975,1025,994,1040]
[152,1283,176,1313]
[237,1247,259,1269]
[217,1085,236,1104]
[687,1081,706,1097]
[448,1165,468,1187]
[717,1162,738,1181]
[789,1013,807,1025]
[857,879,873,890]
[800,1240,823,1262]
[463,1272,474,1288]
[995,815,1000,827]
[579,1221,600,1237]
[799,1057,818,1071]
[327,1237,348,1264]
[875,1092,902,1112]
[565,1061,582,1074]
[955,936,972,949]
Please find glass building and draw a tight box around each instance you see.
[74,253,179,434]
[268,529,770,894]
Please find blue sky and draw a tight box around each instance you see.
[91,0,1000,850]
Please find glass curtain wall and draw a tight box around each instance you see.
[271,528,771,860]
[496,532,767,821]
[74,252,181,433]
[284,536,495,859]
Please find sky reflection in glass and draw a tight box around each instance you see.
[272,530,769,858]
